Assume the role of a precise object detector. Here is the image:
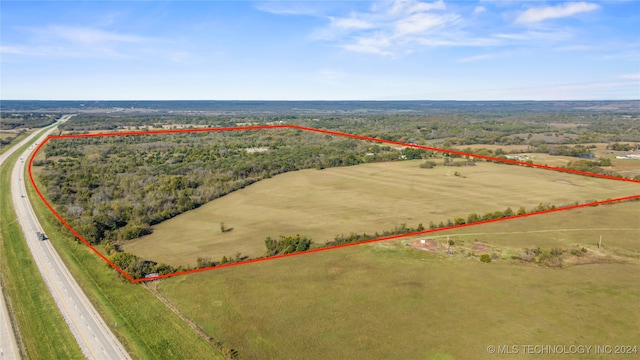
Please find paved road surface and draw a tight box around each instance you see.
[9,116,132,359]
[0,122,61,359]
[0,282,19,359]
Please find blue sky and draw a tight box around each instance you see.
[1,1,638,100]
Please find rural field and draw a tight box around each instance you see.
[124,159,639,266]
[452,143,640,178]
[156,200,640,360]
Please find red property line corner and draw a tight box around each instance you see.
[28,125,640,283]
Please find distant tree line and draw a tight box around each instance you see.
[58,112,640,145]
[0,112,57,130]
[324,202,574,248]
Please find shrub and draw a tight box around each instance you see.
[419,160,437,169]
[550,248,565,257]
[479,254,492,263]
[265,234,312,256]
[467,213,480,223]
[519,250,535,262]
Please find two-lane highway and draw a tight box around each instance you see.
[9,115,131,359]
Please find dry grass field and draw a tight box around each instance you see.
[156,200,640,360]
[607,161,640,178]
[0,131,15,140]
[124,159,639,266]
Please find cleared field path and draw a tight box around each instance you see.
[124,160,639,266]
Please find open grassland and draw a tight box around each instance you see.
[125,160,639,266]
[0,130,84,359]
[607,161,640,179]
[0,131,16,139]
[28,167,225,358]
[423,200,640,254]
[157,201,640,360]
[0,130,31,154]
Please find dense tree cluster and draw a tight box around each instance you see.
[37,129,401,245]
[109,252,177,279]
[528,143,595,157]
[264,235,313,256]
[562,158,613,175]
[607,142,639,151]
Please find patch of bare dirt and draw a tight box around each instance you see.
[407,239,440,251]
[472,242,490,255]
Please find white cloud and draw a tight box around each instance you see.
[516,2,600,24]
[44,26,150,45]
[253,2,324,16]
[4,25,158,59]
[260,0,606,57]
[457,53,499,63]
[389,0,446,15]
[331,17,375,30]
[394,12,457,36]
[343,34,393,55]
[0,45,33,56]
[495,29,573,42]
[310,0,574,55]
[473,6,486,15]
[620,73,640,80]
[554,44,592,52]
[308,0,466,55]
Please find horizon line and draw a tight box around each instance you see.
[2,99,640,102]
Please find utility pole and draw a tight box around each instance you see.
[598,234,602,249]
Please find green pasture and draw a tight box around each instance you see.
[157,200,640,359]
[125,160,639,266]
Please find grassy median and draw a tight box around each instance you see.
[0,129,83,359]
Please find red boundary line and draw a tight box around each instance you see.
[28,125,640,283]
